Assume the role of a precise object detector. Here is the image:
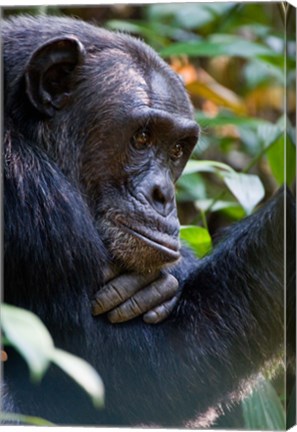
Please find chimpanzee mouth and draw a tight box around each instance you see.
[116,219,180,261]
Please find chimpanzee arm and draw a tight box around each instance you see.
[94,188,294,427]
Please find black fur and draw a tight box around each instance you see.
[2,15,295,427]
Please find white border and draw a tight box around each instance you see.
[0,0,296,8]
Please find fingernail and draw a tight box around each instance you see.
[91,300,102,315]
[143,311,157,324]
[108,310,119,323]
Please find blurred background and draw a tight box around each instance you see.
[3,3,296,429]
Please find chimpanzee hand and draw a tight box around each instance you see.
[92,265,180,324]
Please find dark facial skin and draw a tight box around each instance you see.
[24,34,199,323]
[84,109,198,272]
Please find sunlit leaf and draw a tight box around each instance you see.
[242,379,285,430]
[1,304,53,381]
[195,199,240,212]
[180,226,212,258]
[257,123,283,147]
[219,205,246,220]
[187,80,246,115]
[172,66,246,115]
[195,200,245,220]
[266,133,296,186]
[0,412,54,426]
[1,304,105,407]
[266,135,284,184]
[245,86,289,113]
[222,172,265,215]
[50,349,104,408]
[183,160,235,176]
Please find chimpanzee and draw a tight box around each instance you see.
[2,15,295,427]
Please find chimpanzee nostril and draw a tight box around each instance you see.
[152,186,166,206]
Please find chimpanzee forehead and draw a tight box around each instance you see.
[87,49,193,122]
[148,69,193,118]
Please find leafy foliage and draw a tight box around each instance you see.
[1,304,104,410]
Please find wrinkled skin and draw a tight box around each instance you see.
[93,265,181,323]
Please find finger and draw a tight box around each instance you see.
[107,274,178,323]
[92,271,159,316]
[143,296,179,324]
[102,263,120,284]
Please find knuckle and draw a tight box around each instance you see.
[161,273,179,296]
[166,273,179,288]
[128,296,143,316]
[110,296,144,323]
[134,285,159,308]
[94,291,107,311]
[109,282,126,303]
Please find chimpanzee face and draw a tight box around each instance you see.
[25,34,199,272]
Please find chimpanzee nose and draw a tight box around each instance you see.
[145,176,175,216]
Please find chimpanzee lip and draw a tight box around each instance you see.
[115,219,180,261]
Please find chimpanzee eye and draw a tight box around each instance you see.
[131,129,152,150]
[170,142,183,161]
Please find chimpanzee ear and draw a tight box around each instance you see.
[25,36,86,117]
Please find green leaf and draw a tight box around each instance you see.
[180,226,212,258]
[242,379,285,430]
[1,304,104,407]
[148,3,235,30]
[148,4,209,29]
[0,412,54,426]
[106,20,168,46]
[183,160,235,176]
[1,304,53,381]
[266,133,296,186]
[176,172,206,202]
[196,111,271,129]
[195,199,241,212]
[256,123,283,148]
[222,172,265,215]
[50,348,104,408]
[195,200,245,220]
[161,37,276,58]
[244,58,284,88]
[266,135,284,185]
